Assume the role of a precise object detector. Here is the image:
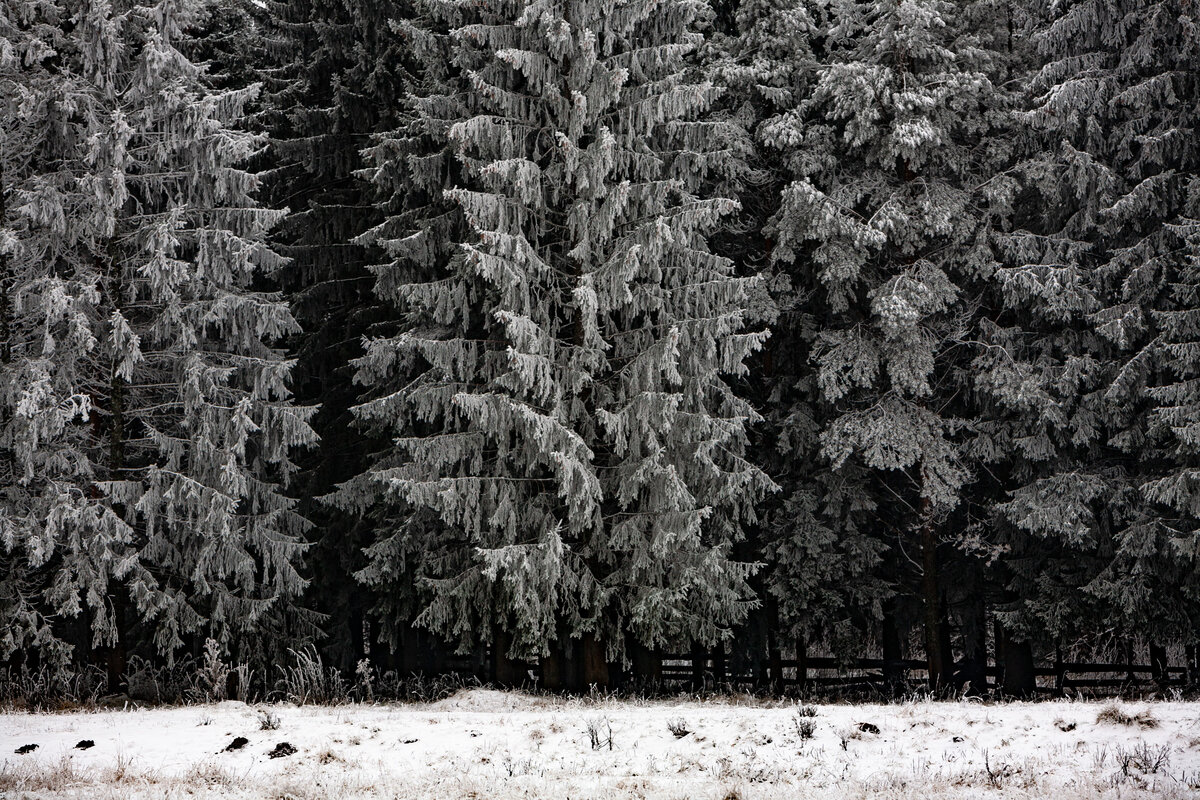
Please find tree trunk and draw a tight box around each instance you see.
[795,633,809,693]
[958,576,988,695]
[580,633,609,689]
[1149,643,1169,689]
[766,600,783,694]
[1000,629,1035,698]
[690,642,707,691]
[630,641,662,687]
[920,512,944,690]
[938,606,954,691]
[540,639,565,691]
[882,603,904,696]
[993,616,1004,681]
[491,624,526,687]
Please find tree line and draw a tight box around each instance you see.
[2,0,1198,697]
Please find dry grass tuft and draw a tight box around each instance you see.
[182,759,236,787]
[318,748,344,764]
[0,755,80,792]
[1096,702,1158,728]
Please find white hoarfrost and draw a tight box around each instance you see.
[1,690,1199,798]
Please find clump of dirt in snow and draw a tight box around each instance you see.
[268,742,297,758]
[223,736,249,752]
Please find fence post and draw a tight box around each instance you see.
[796,634,808,693]
[711,644,727,689]
[1149,643,1168,689]
[882,608,903,696]
[690,642,706,691]
[1000,628,1035,698]
[1053,644,1065,696]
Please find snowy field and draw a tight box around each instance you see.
[1,690,1198,799]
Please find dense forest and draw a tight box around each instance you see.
[2,0,1199,698]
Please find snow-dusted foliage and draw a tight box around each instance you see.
[706,0,889,655]
[345,0,774,666]
[0,0,315,669]
[0,0,105,665]
[986,0,1200,642]
[5,0,1200,689]
[761,0,1015,680]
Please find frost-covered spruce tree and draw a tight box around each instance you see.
[1062,0,1200,642]
[262,0,416,670]
[350,0,773,683]
[337,2,472,657]
[988,0,1200,645]
[707,0,890,658]
[0,0,117,666]
[768,0,1014,686]
[73,0,317,671]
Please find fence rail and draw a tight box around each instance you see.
[650,654,1194,694]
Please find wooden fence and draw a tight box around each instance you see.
[655,655,1195,695]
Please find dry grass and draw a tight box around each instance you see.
[181,759,237,787]
[0,754,81,793]
[1096,702,1159,728]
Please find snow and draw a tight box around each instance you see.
[1,690,1198,798]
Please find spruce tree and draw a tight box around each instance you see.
[263,0,414,671]
[80,0,318,666]
[987,0,1200,647]
[349,0,773,682]
[1082,0,1200,641]
[0,0,318,679]
[707,0,892,660]
[768,0,1014,686]
[335,1,470,659]
[0,0,112,666]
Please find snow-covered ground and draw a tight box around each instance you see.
[1,690,1198,799]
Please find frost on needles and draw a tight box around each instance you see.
[342,0,775,676]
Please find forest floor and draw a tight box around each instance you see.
[0,689,1198,798]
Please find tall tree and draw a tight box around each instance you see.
[769,0,1015,687]
[83,0,318,668]
[4,0,318,678]
[0,0,113,668]
[335,2,471,663]
[348,0,774,686]
[987,0,1200,653]
[708,0,892,663]
[263,0,414,671]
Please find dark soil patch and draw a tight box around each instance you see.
[268,741,297,759]
[223,736,250,752]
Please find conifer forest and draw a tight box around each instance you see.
[3,0,1200,700]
